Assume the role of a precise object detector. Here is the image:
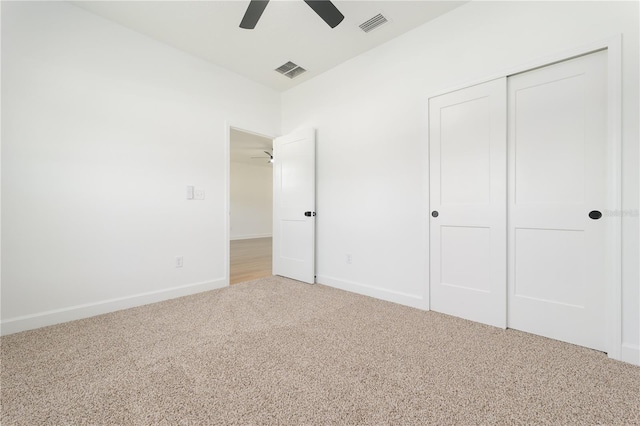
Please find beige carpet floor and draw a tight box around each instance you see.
[1,276,639,425]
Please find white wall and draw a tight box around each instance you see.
[230,161,273,240]
[1,1,280,333]
[281,1,639,364]
[2,0,638,365]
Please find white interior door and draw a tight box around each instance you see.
[508,50,608,351]
[429,78,507,328]
[273,128,316,284]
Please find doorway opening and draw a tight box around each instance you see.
[229,127,274,285]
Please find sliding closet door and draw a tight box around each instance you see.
[429,78,507,328]
[507,51,607,351]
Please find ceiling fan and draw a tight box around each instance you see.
[240,0,345,30]
[251,151,274,163]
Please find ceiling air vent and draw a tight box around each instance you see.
[275,61,307,79]
[359,13,388,33]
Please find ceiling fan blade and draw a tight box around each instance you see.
[303,0,344,28]
[240,0,269,29]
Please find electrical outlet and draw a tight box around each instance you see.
[346,253,352,264]
[176,256,184,268]
[194,189,205,200]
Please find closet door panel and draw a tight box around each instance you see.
[429,78,507,328]
[507,50,607,351]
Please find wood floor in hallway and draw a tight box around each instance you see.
[230,237,272,285]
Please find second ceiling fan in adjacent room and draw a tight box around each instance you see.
[251,151,274,163]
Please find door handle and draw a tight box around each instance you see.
[589,210,602,220]
[431,211,439,218]
[304,211,316,217]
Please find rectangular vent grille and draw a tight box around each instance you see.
[275,61,307,79]
[359,13,388,33]
[360,13,389,33]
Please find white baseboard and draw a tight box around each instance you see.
[316,275,426,310]
[621,343,640,366]
[0,278,227,336]
[231,233,272,241]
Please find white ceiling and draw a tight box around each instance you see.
[230,128,273,166]
[72,0,467,92]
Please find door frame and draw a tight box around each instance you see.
[426,34,623,360]
[224,122,276,286]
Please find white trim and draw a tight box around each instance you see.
[426,34,623,361]
[604,35,623,361]
[621,343,640,366]
[423,101,431,311]
[0,278,227,336]
[0,4,3,328]
[224,123,231,287]
[317,275,425,310]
